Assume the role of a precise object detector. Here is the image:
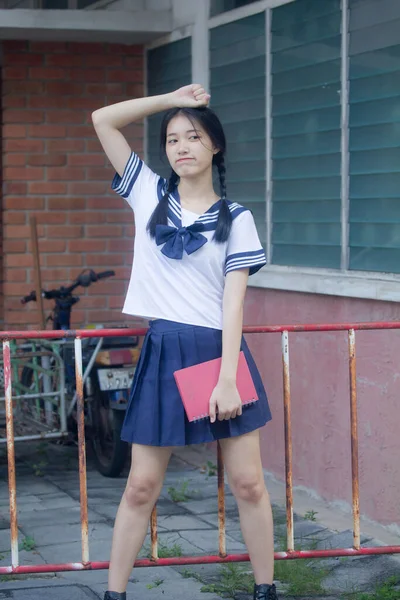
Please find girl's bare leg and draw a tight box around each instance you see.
[107,444,173,593]
[219,430,274,585]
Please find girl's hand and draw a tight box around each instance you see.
[209,379,243,423]
[170,84,211,109]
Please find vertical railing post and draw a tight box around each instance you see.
[74,337,90,564]
[3,340,19,569]
[217,442,227,557]
[282,331,294,552]
[150,506,158,561]
[348,329,360,549]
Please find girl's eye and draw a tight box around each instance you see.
[168,139,178,144]
[189,135,200,140]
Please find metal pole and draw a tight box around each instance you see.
[68,337,103,417]
[348,329,360,549]
[282,331,294,551]
[217,442,227,557]
[74,337,90,565]
[3,341,19,568]
[150,506,158,561]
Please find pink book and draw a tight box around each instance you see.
[173,351,259,422]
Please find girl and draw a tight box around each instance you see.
[92,84,277,600]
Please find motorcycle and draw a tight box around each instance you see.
[20,269,141,477]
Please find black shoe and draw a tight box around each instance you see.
[104,593,126,600]
[253,583,278,600]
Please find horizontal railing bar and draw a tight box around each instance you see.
[0,321,400,341]
[1,546,400,574]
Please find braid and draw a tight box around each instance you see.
[213,153,232,243]
[216,154,227,199]
[167,170,179,192]
[147,170,178,239]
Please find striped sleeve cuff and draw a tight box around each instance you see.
[111,152,143,199]
[225,249,267,276]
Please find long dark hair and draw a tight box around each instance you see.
[147,107,232,243]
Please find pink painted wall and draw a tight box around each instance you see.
[244,287,400,527]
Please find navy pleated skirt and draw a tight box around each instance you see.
[121,319,272,447]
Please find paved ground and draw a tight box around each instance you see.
[0,441,399,599]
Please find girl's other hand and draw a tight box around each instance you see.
[170,84,211,108]
[209,379,243,423]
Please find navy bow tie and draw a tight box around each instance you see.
[155,223,207,259]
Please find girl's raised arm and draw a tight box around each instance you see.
[91,85,210,177]
[92,95,174,177]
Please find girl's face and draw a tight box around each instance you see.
[165,114,218,179]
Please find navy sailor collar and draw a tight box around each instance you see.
[156,178,247,232]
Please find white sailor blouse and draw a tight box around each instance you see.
[112,152,266,330]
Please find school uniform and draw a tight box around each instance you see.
[112,152,272,447]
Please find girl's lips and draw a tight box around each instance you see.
[176,158,194,163]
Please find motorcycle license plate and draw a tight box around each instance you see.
[97,367,135,392]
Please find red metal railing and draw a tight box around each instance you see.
[1,322,399,575]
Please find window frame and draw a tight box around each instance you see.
[145,0,400,303]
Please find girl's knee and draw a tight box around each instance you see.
[230,473,265,504]
[124,475,161,509]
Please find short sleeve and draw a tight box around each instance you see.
[225,210,267,276]
[111,151,161,210]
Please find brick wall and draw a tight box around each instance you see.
[1,40,144,330]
